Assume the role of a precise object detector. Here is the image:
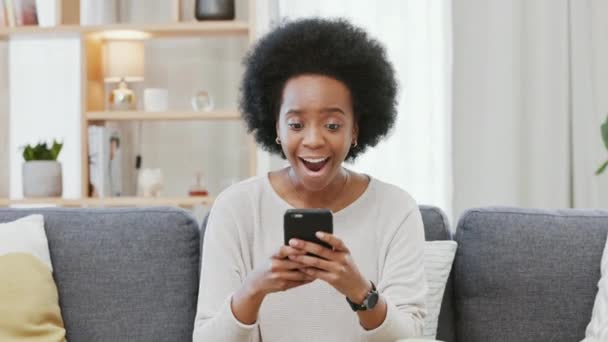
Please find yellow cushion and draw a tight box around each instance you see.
[0,252,66,342]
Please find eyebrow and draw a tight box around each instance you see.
[285,107,346,116]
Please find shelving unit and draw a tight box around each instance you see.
[0,21,250,39]
[0,0,258,208]
[0,196,214,208]
[86,110,242,122]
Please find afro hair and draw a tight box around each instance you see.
[239,17,398,161]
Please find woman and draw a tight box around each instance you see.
[193,18,427,342]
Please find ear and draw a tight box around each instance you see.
[352,122,359,144]
[275,120,281,139]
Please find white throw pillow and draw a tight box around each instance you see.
[582,235,608,342]
[0,214,53,270]
[421,240,458,339]
[0,215,66,341]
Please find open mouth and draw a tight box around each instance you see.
[299,157,330,173]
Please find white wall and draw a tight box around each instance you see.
[0,42,8,197]
[9,37,82,198]
[0,42,9,198]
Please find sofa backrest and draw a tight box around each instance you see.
[454,207,608,342]
[0,207,200,342]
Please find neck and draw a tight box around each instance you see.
[286,167,349,208]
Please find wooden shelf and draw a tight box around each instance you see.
[86,110,242,121]
[0,196,214,208]
[0,21,250,39]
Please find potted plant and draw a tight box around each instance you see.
[21,140,63,197]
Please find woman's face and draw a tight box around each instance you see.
[277,74,358,191]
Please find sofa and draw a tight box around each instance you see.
[431,207,608,342]
[1,206,606,342]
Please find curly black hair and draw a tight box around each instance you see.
[239,17,398,161]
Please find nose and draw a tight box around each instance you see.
[302,126,324,149]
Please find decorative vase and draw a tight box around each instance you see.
[195,0,235,20]
[22,161,63,197]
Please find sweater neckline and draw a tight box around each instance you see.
[263,171,375,218]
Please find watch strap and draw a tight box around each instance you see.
[346,281,378,311]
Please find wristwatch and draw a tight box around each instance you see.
[346,281,379,311]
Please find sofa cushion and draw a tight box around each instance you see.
[455,207,608,342]
[0,215,66,341]
[419,205,455,342]
[0,207,200,342]
[420,205,452,241]
[422,240,457,339]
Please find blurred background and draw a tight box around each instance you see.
[1,0,607,224]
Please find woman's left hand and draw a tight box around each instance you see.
[288,232,371,303]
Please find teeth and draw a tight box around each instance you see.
[302,157,328,163]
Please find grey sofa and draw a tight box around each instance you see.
[431,207,608,342]
[0,207,200,342]
[1,206,607,342]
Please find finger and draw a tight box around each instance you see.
[301,267,334,284]
[273,245,308,259]
[316,232,349,252]
[288,239,333,260]
[271,259,310,272]
[288,254,340,273]
[280,279,315,291]
[273,270,315,282]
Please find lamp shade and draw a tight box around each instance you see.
[103,40,144,83]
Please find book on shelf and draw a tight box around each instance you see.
[0,2,4,27]
[88,126,124,198]
[3,0,15,27]
[2,0,38,27]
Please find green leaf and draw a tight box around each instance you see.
[50,140,63,160]
[22,146,34,161]
[602,115,608,151]
[596,160,608,175]
[21,139,63,161]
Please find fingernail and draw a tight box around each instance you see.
[289,239,299,247]
[316,232,325,238]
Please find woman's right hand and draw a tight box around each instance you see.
[246,245,315,296]
[231,245,314,324]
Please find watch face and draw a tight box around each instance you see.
[365,292,379,309]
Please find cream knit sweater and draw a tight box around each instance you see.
[193,175,427,342]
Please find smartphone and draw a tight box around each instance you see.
[284,208,333,252]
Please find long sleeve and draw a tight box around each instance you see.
[192,194,258,342]
[361,205,428,341]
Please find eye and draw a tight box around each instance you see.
[326,123,341,131]
[287,122,303,130]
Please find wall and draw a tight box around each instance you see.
[0,42,8,197]
[8,37,82,198]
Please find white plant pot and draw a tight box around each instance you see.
[22,161,63,197]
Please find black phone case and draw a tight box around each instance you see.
[284,208,333,250]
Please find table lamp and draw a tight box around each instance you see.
[104,40,144,110]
